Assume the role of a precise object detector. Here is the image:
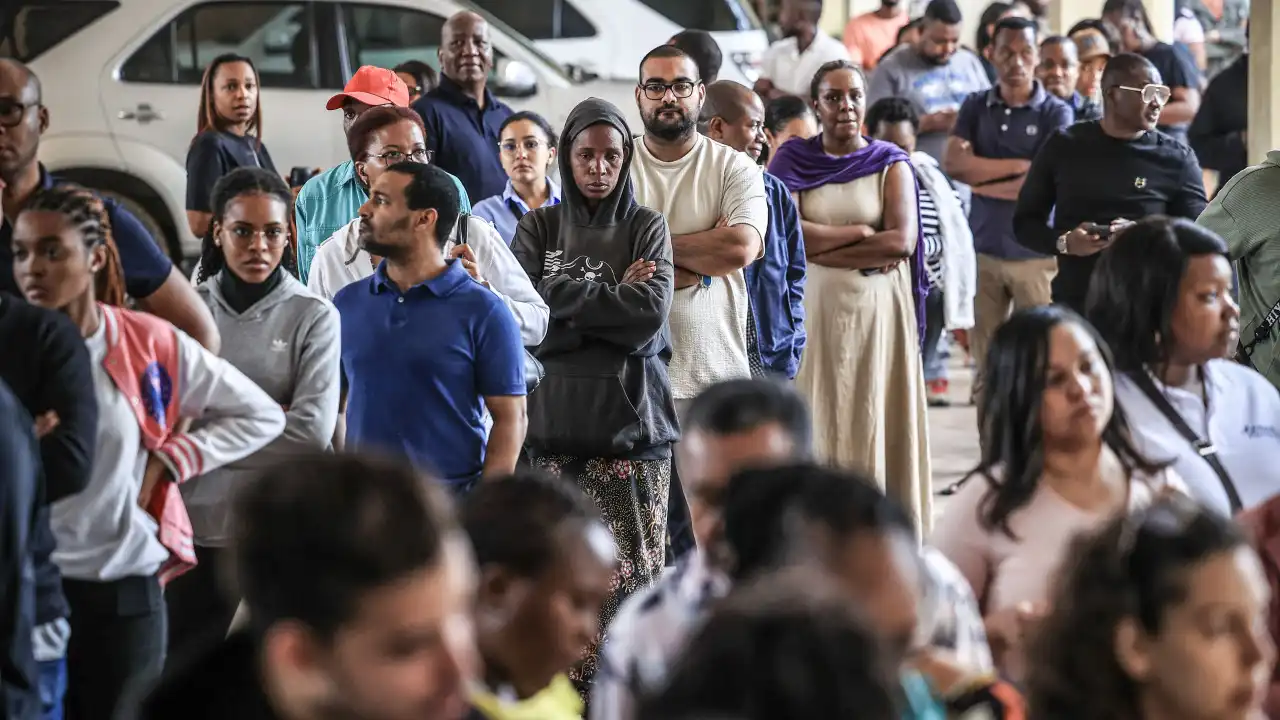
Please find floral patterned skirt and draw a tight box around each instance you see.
[525,454,672,687]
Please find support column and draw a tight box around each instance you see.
[1248,0,1279,165]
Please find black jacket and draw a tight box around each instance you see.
[1189,53,1249,183]
[130,632,277,719]
[512,98,679,458]
[0,379,39,720]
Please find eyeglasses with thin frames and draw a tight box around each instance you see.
[1117,83,1172,106]
[639,80,699,101]
[499,138,548,155]
[0,99,38,128]
[367,148,433,164]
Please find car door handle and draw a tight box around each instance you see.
[118,104,163,124]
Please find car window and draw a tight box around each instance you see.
[0,1,119,62]
[637,0,763,31]
[467,0,595,40]
[121,1,318,88]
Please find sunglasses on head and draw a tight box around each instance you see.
[1117,83,1172,106]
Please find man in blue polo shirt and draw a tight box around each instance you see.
[944,16,1071,398]
[412,12,513,203]
[334,162,526,492]
[0,60,219,351]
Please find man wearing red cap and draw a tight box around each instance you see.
[294,65,471,283]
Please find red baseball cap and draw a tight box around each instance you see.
[325,66,410,110]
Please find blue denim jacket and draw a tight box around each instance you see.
[743,173,807,378]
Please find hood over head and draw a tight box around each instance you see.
[557,97,636,227]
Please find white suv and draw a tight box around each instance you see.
[8,0,639,260]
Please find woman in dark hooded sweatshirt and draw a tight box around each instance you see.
[511,97,677,684]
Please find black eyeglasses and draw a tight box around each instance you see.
[367,148,433,164]
[0,98,37,128]
[639,81,698,101]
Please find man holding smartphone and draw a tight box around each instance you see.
[944,17,1071,400]
[1014,53,1206,313]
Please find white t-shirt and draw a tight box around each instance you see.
[1116,360,1280,516]
[760,32,852,97]
[630,134,768,399]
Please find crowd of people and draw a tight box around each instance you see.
[2,0,1280,717]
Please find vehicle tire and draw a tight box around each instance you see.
[96,190,177,259]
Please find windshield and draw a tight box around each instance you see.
[638,0,763,32]
[456,0,579,83]
[0,1,119,62]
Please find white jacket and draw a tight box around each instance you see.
[913,151,976,330]
[308,215,549,346]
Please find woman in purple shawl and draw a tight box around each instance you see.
[770,59,933,536]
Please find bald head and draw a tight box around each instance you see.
[0,59,46,182]
[701,80,756,126]
[1101,52,1158,90]
[0,59,41,105]
[440,11,492,87]
[699,81,766,161]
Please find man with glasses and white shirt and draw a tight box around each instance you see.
[630,45,768,560]
[1013,53,1206,313]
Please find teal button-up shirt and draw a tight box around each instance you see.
[294,160,471,284]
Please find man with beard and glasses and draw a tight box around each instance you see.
[1013,53,1206,313]
[333,163,527,493]
[413,12,513,203]
[0,60,220,352]
[842,0,911,71]
[699,81,806,380]
[630,45,768,562]
[755,0,849,100]
[868,0,991,164]
[133,453,480,720]
[1037,35,1102,121]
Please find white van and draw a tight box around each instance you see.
[467,0,770,84]
[8,0,639,259]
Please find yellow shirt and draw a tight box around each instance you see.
[470,674,583,720]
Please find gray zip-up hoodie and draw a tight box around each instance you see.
[187,271,341,546]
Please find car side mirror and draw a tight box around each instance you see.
[491,59,538,98]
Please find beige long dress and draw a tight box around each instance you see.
[796,169,933,536]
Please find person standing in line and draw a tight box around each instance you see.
[335,163,526,492]
[185,54,277,240]
[1181,0,1249,78]
[1198,147,1280,391]
[0,379,40,720]
[668,30,724,85]
[1189,43,1248,189]
[510,98,677,684]
[464,472,616,719]
[771,60,932,535]
[294,65,472,285]
[1037,35,1102,121]
[1102,0,1202,146]
[700,81,807,380]
[169,168,340,661]
[133,453,480,720]
[629,45,768,561]
[472,111,561,247]
[1013,53,1207,314]
[763,95,819,169]
[394,60,437,104]
[413,12,514,203]
[945,18,1071,403]
[0,295,97,720]
[867,97,975,407]
[0,60,219,352]
[842,0,911,71]
[868,0,991,164]
[754,0,851,99]
[1069,26,1112,105]
[11,183,284,719]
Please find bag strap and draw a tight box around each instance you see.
[1130,371,1243,513]
[1239,294,1280,363]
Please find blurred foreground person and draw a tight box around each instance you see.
[1028,495,1273,720]
[133,453,479,720]
[0,379,40,720]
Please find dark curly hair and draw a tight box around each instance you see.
[196,167,297,284]
[22,183,127,307]
[1027,495,1247,720]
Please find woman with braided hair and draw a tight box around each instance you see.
[170,167,339,661]
[10,182,285,718]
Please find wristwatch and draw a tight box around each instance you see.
[1056,232,1070,255]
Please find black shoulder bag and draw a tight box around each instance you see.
[456,213,544,395]
[1130,371,1243,513]
[1236,295,1280,370]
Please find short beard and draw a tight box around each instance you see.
[644,110,695,142]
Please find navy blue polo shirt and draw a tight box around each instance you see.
[412,74,513,203]
[334,258,525,485]
[953,82,1073,259]
[1,165,173,299]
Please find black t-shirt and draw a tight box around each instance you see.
[185,130,278,213]
[1143,42,1202,144]
[1013,120,1207,311]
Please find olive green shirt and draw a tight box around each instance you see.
[1198,150,1280,390]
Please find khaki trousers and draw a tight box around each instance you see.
[971,254,1058,400]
